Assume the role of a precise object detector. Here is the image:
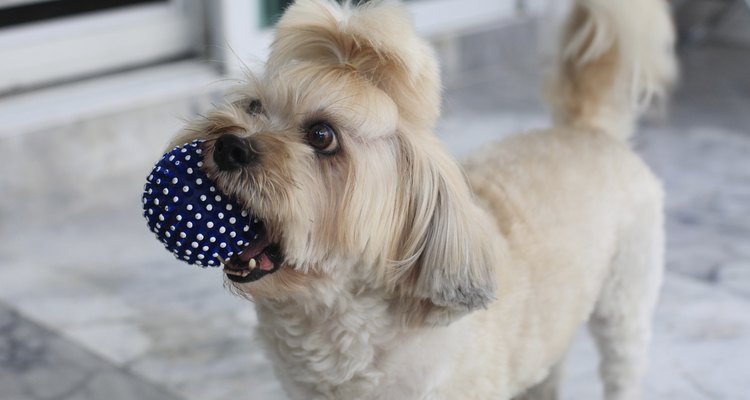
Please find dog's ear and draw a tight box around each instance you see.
[268,0,441,129]
[391,136,499,326]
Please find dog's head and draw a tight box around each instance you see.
[170,0,498,325]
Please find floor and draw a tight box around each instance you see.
[1,16,749,400]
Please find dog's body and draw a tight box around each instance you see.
[170,0,677,398]
[255,129,665,400]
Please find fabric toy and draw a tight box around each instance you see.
[142,140,262,267]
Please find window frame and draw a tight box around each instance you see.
[0,1,198,94]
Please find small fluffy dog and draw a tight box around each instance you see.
[169,0,677,398]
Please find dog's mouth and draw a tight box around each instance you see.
[223,225,284,283]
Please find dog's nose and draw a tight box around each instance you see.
[213,134,257,171]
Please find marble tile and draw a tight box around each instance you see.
[562,273,750,400]
[716,260,750,298]
[437,113,550,157]
[0,205,285,399]
[638,125,750,283]
[0,302,181,400]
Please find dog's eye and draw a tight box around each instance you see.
[305,122,338,154]
[247,100,262,115]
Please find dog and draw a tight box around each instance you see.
[168,0,677,398]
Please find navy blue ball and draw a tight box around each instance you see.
[142,140,261,267]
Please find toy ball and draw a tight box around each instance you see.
[142,140,262,268]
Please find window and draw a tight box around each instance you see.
[0,0,198,94]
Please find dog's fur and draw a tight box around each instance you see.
[169,0,677,398]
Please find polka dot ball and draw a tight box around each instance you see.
[142,140,262,267]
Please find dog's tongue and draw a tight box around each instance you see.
[238,238,269,262]
[256,251,275,271]
[233,237,275,271]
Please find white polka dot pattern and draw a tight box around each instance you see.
[142,140,262,267]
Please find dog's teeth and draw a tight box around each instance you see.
[248,258,257,269]
[224,267,251,278]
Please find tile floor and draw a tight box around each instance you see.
[1,17,749,400]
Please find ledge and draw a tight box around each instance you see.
[0,61,226,138]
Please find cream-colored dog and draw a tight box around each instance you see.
[169,0,677,398]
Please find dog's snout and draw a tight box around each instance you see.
[213,134,258,171]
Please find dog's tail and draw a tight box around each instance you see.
[544,0,678,141]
